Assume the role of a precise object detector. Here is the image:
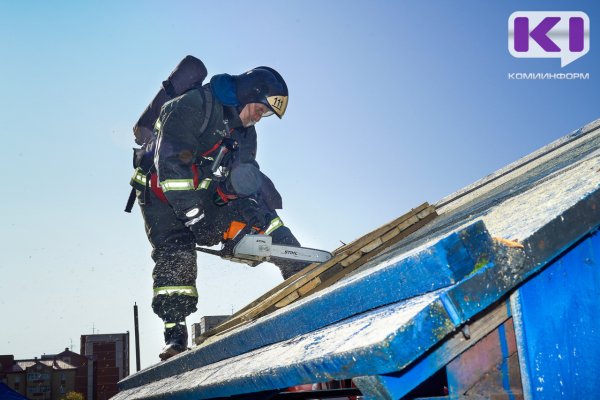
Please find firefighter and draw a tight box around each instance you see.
[131,66,307,360]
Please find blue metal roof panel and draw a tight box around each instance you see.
[114,289,452,400]
[113,119,600,399]
[119,220,494,391]
[114,184,599,398]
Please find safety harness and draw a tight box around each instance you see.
[125,141,221,212]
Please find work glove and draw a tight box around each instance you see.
[181,205,221,246]
[239,197,269,230]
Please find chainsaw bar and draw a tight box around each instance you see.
[233,234,332,264]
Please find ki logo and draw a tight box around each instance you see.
[508,11,590,67]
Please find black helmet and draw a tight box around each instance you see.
[233,66,289,118]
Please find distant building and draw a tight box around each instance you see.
[0,350,90,400]
[0,355,14,382]
[46,349,92,397]
[80,333,129,400]
[190,315,230,344]
[1,332,129,400]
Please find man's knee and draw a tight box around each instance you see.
[269,225,301,247]
[266,221,310,279]
[152,288,199,321]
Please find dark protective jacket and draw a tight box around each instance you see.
[150,83,281,230]
[154,84,227,218]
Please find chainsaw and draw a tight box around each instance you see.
[196,226,332,266]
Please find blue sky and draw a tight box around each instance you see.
[1,1,598,370]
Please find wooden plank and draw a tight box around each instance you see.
[417,207,432,219]
[340,252,362,267]
[224,231,372,325]
[208,254,347,335]
[298,277,322,296]
[299,212,438,299]
[381,226,401,242]
[360,237,384,253]
[205,257,350,341]
[275,277,323,308]
[203,254,347,338]
[398,214,420,231]
[242,254,352,319]
[196,203,435,343]
[333,202,430,255]
[227,260,322,315]
[342,212,436,274]
[364,210,437,262]
[274,291,300,308]
[242,210,436,321]
[232,210,438,328]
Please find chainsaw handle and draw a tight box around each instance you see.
[195,246,224,256]
[195,222,254,257]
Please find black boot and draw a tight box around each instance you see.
[159,321,188,361]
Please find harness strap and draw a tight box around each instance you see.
[124,187,137,213]
[201,140,222,157]
[199,86,213,133]
[150,174,169,203]
[216,185,238,204]
[191,164,200,189]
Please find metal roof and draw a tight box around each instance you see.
[114,118,600,400]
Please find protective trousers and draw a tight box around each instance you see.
[136,188,307,324]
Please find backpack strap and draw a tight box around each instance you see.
[198,86,214,133]
[124,187,137,213]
